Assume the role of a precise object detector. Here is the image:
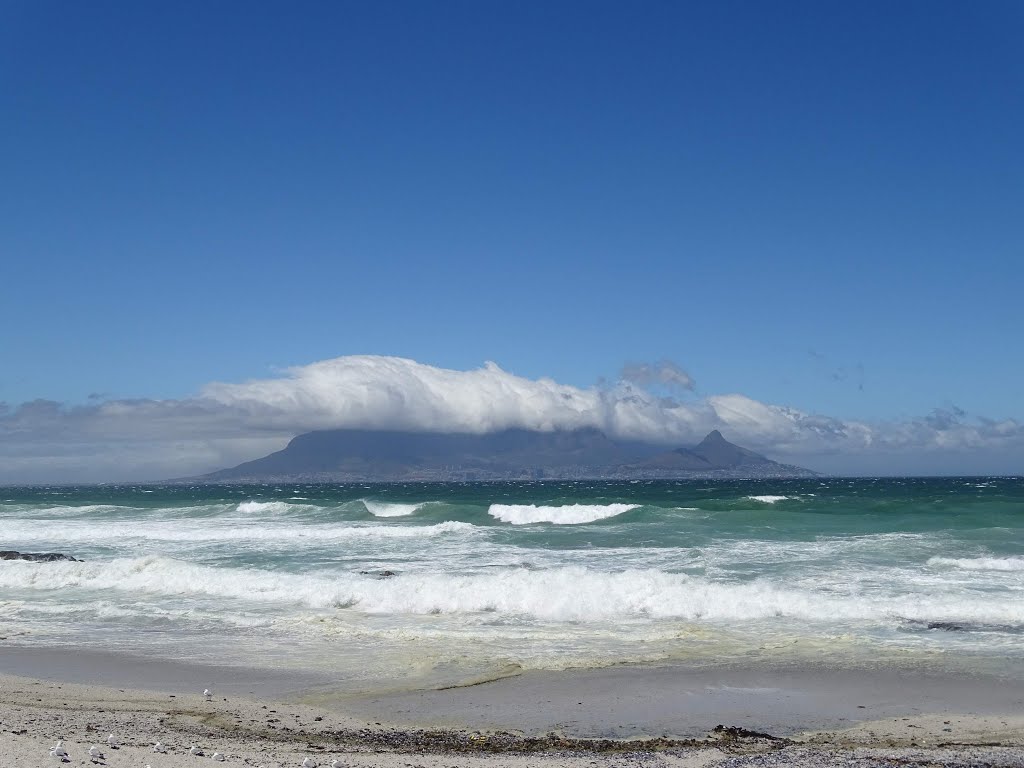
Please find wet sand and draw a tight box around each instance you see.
[2,646,1024,767]
[328,663,1024,739]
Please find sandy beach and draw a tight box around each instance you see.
[3,647,1024,768]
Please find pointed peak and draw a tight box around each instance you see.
[701,429,728,443]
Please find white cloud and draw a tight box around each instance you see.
[620,360,695,391]
[1,355,1021,482]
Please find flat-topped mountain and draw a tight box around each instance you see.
[194,428,816,482]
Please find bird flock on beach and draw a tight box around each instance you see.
[47,689,346,767]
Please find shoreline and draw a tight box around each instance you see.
[3,648,1024,767]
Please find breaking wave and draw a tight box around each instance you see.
[745,495,790,504]
[488,503,639,525]
[362,500,428,517]
[237,500,304,514]
[0,519,476,544]
[2,559,1022,626]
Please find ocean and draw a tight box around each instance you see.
[1,478,1022,691]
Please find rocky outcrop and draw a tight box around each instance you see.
[0,550,78,562]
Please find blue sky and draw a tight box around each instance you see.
[2,1,1022,479]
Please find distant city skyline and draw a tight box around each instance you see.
[2,2,1021,480]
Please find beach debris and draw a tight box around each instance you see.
[190,745,205,756]
[211,752,226,761]
[106,733,118,748]
[301,758,317,768]
[153,741,168,752]
[711,724,786,741]
[204,688,213,701]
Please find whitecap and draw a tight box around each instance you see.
[745,495,790,504]
[0,519,476,544]
[2,558,1023,627]
[237,500,298,514]
[362,501,425,517]
[488,503,638,525]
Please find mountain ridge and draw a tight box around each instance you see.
[192,427,817,482]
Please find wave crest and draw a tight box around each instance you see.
[3,559,1023,626]
[0,519,476,544]
[488,503,638,525]
[362,501,425,517]
[236,501,299,514]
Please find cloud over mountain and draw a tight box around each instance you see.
[1,355,1021,482]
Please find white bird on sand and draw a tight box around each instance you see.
[49,748,67,762]
[153,742,168,752]
[204,688,213,701]
[301,758,317,768]
[190,744,204,756]
[211,752,226,762]
[89,744,104,758]
[106,733,118,748]
[329,761,342,768]
[52,741,68,756]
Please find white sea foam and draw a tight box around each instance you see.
[8,504,140,516]
[0,519,475,544]
[488,503,638,525]
[237,500,301,514]
[2,559,1022,627]
[928,556,1024,572]
[362,501,426,517]
[745,495,790,504]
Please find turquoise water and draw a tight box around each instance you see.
[1,478,1022,689]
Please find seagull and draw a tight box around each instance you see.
[106,733,118,748]
[89,744,104,759]
[190,745,204,756]
[153,742,168,753]
[204,688,213,701]
[50,748,67,762]
[301,758,317,768]
[329,761,342,768]
[211,753,226,762]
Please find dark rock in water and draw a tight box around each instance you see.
[924,620,1022,634]
[927,621,970,632]
[359,569,398,579]
[0,550,78,562]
